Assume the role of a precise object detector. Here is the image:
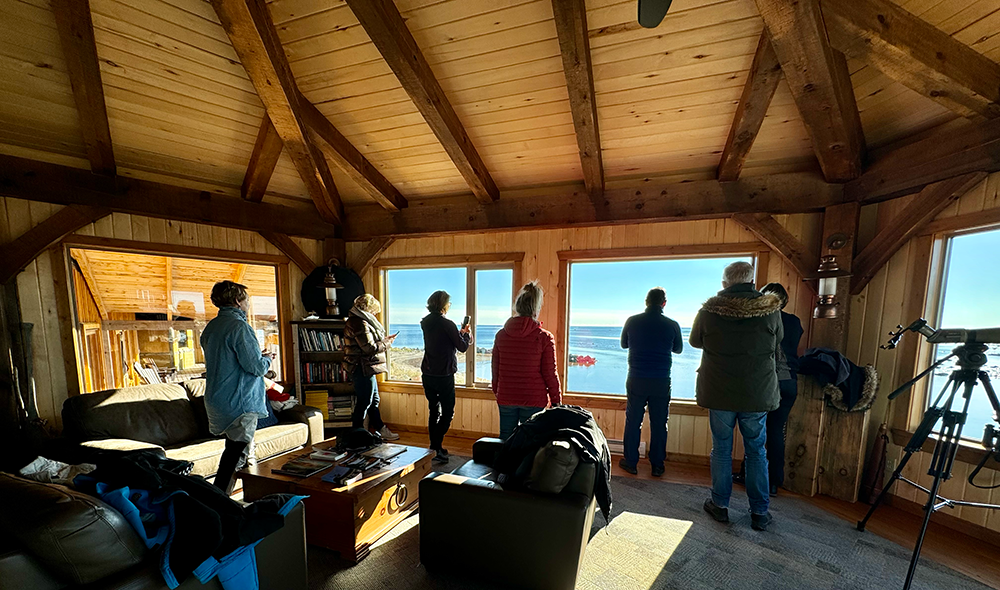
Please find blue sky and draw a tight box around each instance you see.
[386,267,513,325]
[938,228,1000,328]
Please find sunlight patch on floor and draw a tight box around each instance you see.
[579,512,693,590]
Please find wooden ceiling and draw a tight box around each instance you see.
[2,0,999,235]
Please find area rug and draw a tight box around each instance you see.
[307,464,992,590]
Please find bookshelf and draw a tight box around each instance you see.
[291,319,354,429]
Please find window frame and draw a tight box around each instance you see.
[556,242,772,407]
[374,252,524,391]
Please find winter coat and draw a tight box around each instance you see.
[493,405,612,523]
[420,312,472,376]
[689,283,783,413]
[776,310,805,381]
[620,306,684,379]
[492,316,561,407]
[343,316,389,376]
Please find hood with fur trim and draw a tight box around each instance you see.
[700,292,782,319]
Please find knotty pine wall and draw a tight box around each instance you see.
[348,214,824,462]
[0,196,323,430]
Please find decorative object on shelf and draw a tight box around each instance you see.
[300,261,364,319]
[319,259,344,317]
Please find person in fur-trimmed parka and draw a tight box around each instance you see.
[689,261,783,532]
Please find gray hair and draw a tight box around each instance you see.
[513,280,544,319]
[723,261,755,286]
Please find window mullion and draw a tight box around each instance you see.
[466,266,476,386]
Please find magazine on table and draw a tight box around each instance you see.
[309,449,348,462]
[360,444,407,461]
[321,465,363,486]
[272,456,332,478]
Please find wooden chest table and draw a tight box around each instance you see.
[241,440,434,562]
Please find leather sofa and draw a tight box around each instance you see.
[61,380,323,477]
[419,438,597,590]
[0,472,307,590]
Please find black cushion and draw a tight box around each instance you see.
[62,383,201,447]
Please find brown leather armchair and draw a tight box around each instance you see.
[419,438,597,590]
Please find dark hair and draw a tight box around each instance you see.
[211,280,248,309]
[427,290,451,313]
[761,282,789,309]
[646,287,667,307]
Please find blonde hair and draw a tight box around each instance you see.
[513,280,544,319]
[353,293,381,315]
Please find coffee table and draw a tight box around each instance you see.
[241,439,435,562]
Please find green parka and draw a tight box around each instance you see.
[689,283,783,413]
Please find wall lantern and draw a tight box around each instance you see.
[319,259,344,317]
[813,255,841,319]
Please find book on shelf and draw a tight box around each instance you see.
[271,456,332,478]
[301,362,348,384]
[298,328,344,353]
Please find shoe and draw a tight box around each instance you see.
[437,448,449,458]
[769,484,778,497]
[618,459,638,475]
[651,465,665,477]
[433,450,449,463]
[732,471,746,486]
[378,426,400,441]
[751,511,773,531]
[703,499,729,523]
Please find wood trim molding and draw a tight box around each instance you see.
[889,234,934,432]
[0,205,110,284]
[51,246,82,397]
[61,235,290,265]
[276,262,295,383]
[349,237,396,278]
[557,242,767,261]
[732,213,819,280]
[258,231,317,275]
[718,32,783,181]
[375,252,526,269]
[890,428,999,474]
[380,381,496,401]
[71,248,108,320]
[920,207,1000,237]
[241,115,282,202]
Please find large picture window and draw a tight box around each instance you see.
[382,261,516,386]
[566,255,754,398]
[926,227,1000,440]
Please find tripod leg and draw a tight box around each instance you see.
[902,473,945,590]
[858,448,913,532]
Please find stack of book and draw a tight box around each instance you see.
[326,395,353,428]
[299,328,344,352]
[301,362,348,384]
[304,389,329,420]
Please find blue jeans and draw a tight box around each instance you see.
[710,410,769,515]
[623,377,671,469]
[352,368,384,431]
[498,405,543,440]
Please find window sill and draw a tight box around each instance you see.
[890,427,998,472]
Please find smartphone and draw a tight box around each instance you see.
[390,331,400,338]
[461,315,471,328]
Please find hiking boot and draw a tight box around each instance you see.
[436,447,449,458]
[618,459,638,475]
[378,426,399,441]
[433,450,449,464]
[751,511,773,531]
[703,499,729,523]
[651,464,665,477]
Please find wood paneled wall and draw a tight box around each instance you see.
[0,196,322,430]
[349,214,823,460]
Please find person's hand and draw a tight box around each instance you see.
[386,333,398,345]
[263,350,276,360]
[460,324,471,335]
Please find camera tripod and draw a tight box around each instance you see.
[857,341,1000,590]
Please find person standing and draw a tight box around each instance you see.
[344,294,399,441]
[492,281,561,440]
[618,287,684,477]
[420,290,473,463]
[200,281,275,495]
[690,262,782,531]
[761,282,804,494]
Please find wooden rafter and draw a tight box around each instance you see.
[300,101,407,212]
[51,0,115,176]
[342,173,845,240]
[231,263,248,283]
[211,0,343,224]
[71,248,108,320]
[846,118,1000,203]
[0,154,339,239]
[350,237,396,278]
[0,205,109,284]
[717,32,783,182]
[851,172,986,294]
[241,115,282,202]
[731,212,819,281]
[258,231,316,275]
[551,0,604,199]
[345,0,499,204]
[755,0,866,182]
[822,0,1000,120]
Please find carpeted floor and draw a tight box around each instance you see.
[307,458,992,590]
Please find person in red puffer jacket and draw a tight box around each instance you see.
[492,280,562,439]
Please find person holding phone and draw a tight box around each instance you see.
[420,290,473,462]
[344,294,399,441]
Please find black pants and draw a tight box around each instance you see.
[738,378,798,486]
[214,438,248,496]
[623,376,671,469]
[423,374,456,451]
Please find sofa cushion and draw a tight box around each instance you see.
[0,473,147,585]
[526,440,580,495]
[254,423,308,462]
[62,383,202,447]
[164,438,227,478]
[81,438,164,454]
[0,545,66,590]
[181,379,211,436]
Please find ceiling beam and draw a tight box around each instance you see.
[258,231,317,275]
[211,0,343,224]
[345,0,499,204]
[231,263,248,283]
[241,115,282,202]
[718,32,783,182]
[755,0,866,182]
[551,0,604,199]
[51,0,115,176]
[349,237,396,278]
[822,0,1000,120]
[851,172,986,294]
[300,101,408,212]
[71,248,108,320]
[0,205,110,284]
[846,118,1000,203]
[0,154,338,239]
[732,212,819,280]
[341,173,845,240]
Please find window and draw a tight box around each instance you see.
[566,255,754,398]
[381,262,516,386]
[926,227,1000,440]
[69,247,282,393]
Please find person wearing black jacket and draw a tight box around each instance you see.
[421,290,473,463]
[619,287,684,477]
